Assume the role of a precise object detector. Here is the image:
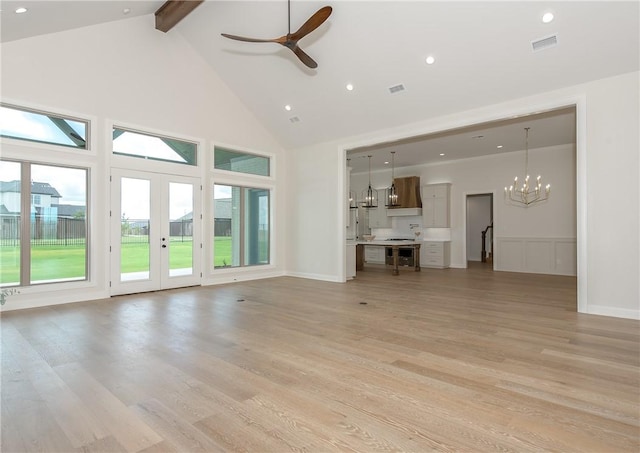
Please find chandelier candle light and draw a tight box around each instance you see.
[504,127,551,207]
[386,151,399,207]
[361,155,378,208]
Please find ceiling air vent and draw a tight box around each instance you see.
[388,84,405,94]
[531,34,558,52]
[289,116,300,123]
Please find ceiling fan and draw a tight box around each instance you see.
[221,1,332,69]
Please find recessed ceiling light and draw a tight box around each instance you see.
[15,7,28,13]
[542,12,554,23]
[439,153,445,156]
[346,83,354,91]
[497,145,503,149]
[384,161,389,165]
[284,104,292,111]
[425,56,435,65]
[123,8,131,15]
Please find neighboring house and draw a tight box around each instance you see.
[213,198,232,237]
[0,181,86,242]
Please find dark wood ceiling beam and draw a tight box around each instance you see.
[155,0,204,33]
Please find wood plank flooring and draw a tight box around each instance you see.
[2,264,639,452]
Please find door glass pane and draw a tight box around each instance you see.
[30,164,87,284]
[169,182,193,277]
[0,161,21,286]
[244,188,269,265]
[214,185,239,268]
[120,178,150,281]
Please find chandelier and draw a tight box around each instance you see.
[385,151,399,207]
[505,127,550,207]
[361,155,378,208]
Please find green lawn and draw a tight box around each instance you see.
[0,237,233,284]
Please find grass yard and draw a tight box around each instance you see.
[1,237,234,284]
[214,236,232,267]
[0,243,86,284]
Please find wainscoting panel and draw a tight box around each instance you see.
[496,237,577,276]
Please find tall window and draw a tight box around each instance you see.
[0,160,88,286]
[214,184,269,268]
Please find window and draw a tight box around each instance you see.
[214,184,269,268]
[0,104,88,149]
[214,147,270,177]
[113,127,197,166]
[0,160,88,286]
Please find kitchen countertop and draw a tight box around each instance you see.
[356,240,419,246]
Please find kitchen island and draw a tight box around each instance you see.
[355,240,421,275]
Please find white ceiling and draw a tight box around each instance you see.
[1,1,638,173]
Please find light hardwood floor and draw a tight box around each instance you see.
[2,265,639,452]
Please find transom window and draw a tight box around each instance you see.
[113,127,198,166]
[0,104,88,149]
[214,147,270,177]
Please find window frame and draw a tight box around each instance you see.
[212,143,275,182]
[112,125,199,167]
[213,183,271,269]
[0,102,91,151]
[0,158,91,288]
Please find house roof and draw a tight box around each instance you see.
[0,180,62,198]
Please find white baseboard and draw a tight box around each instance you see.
[285,271,344,283]
[0,288,109,312]
[586,305,640,320]
[202,270,285,286]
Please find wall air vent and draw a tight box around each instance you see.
[289,116,300,123]
[531,34,558,52]
[388,84,405,94]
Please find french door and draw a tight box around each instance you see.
[110,169,201,295]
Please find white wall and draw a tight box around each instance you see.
[289,71,639,319]
[286,142,345,282]
[0,15,287,310]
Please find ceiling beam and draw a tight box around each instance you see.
[155,0,204,33]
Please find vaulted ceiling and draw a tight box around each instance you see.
[2,1,638,172]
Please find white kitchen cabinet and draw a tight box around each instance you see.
[422,183,451,227]
[367,206,391,228]
[364,246,385,264]
[420,241,451,268]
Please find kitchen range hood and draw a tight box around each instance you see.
[387,176,422,216]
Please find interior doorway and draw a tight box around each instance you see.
[466,193,493,267]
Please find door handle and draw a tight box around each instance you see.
[162,244,167,248]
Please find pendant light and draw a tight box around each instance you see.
[504,127,551,207]
[361,155,378,208]
[385,151,399,207]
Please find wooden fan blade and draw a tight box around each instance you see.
[290,6,332,41]
[221,33,281,43]
[291,46,318,69]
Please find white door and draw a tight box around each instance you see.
[110,169,201,295]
